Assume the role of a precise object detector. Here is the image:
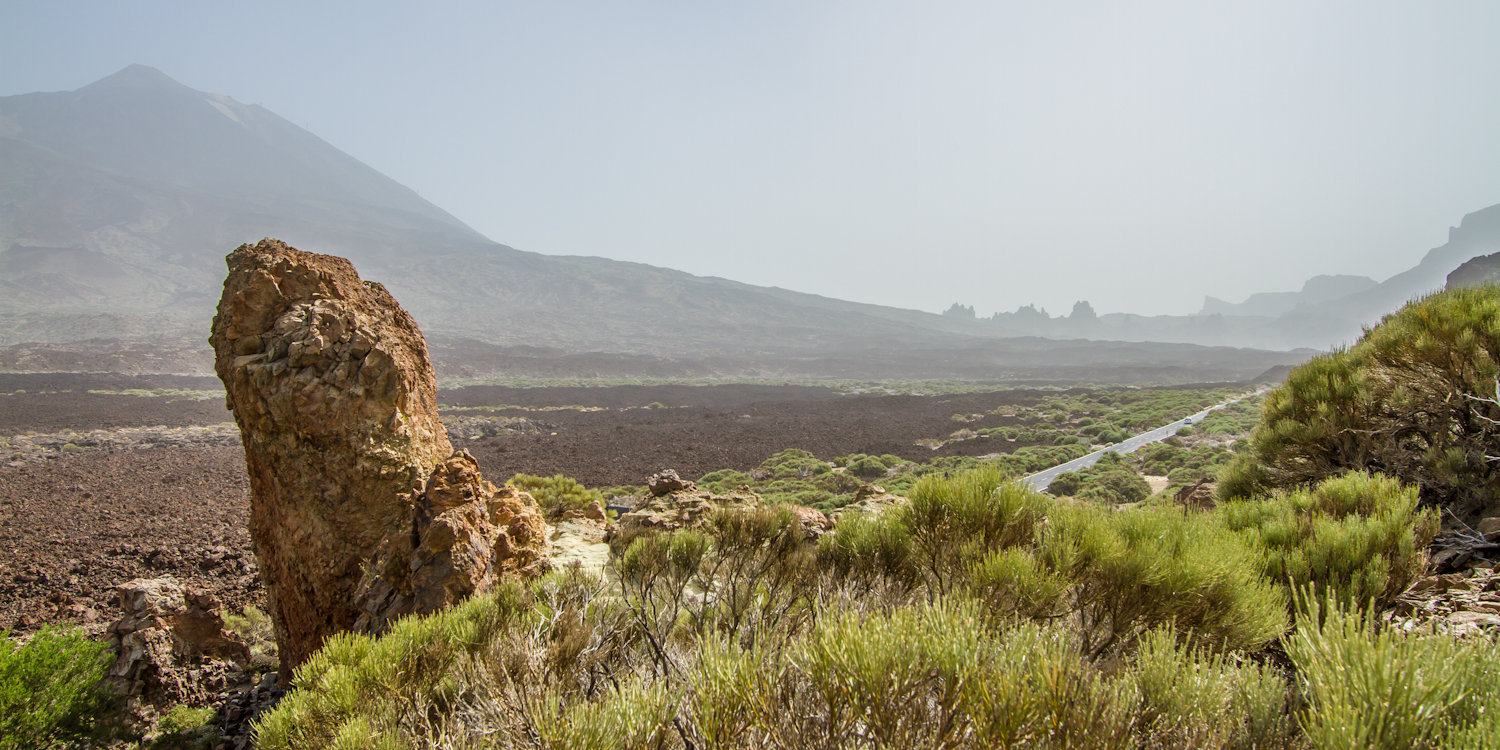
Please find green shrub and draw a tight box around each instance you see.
[0,626,124,750]
[1289,593,1500,750]
[151,704,219,749]
[898,466,1050,594]
[756,449,830,479]
[1215,452,1274,503]
[1048,503,1288,656]
[507,473,603,518]
[843,454,890,478]
[1076,470,1152,504]
[832,468,1287,656]
[817,511,918,590]
[1045,453,1151,503]
[1132,627,1296,748]
[253,464,1477,750]
[224,606,278,671]
[1246,286,1500,515]
[1220,471,1437,609]
[1048,470,1083,496]
[253,583,534,749]
[696,469,753,493]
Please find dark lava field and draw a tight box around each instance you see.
[0,372,1073,631]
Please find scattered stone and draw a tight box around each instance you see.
[1387,569,1500,636]
[647,468,694,496]
[1478,517,1500,536]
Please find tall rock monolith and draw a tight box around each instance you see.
[210,239,548,680]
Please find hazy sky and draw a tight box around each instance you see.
[4,1,1499,317]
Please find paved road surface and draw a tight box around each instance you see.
[1022,393,1257,493]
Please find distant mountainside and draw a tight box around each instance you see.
[0,65,1313,382]
[1199,275,1377,318]
[0,65,1029,358]
[982,202,1500,350]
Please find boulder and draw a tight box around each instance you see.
[107,578,248,713]
[1478,517,1500,537]
[1175,479,1217,510]
[209,239,548,678]
[647,468,694,496]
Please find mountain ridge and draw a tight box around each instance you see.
[0,66,1307,381]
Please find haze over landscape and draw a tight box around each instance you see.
[4,1,1499,326]
[13,6,1500,748]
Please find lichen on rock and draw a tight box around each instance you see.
[209,239,548,679]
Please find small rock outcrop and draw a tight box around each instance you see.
[1175,479,1217,510]
[107,578,248,715]
[210,239,549,678]
[612,469,830,540]
[830,484,908,520]
[647,468,694,496]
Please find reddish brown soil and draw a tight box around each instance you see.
[0,446,257,632]
[0,376,1066,632]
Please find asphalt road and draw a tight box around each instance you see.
[1022,394,1254,492]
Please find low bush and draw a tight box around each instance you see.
[756,449,830,479]
[507,474,604,518]
[1290,593,1500,750]
[253,465,1454,750]
[1240,286,1500,515]
[1220,471,1437,609]
[224,605,278,671]
[151,704,219,749]
[0,626,125,749]
[1045,452,1151,504]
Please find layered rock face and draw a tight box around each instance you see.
[210,239,548,678]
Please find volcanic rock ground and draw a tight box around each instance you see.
[1,372,1082,631]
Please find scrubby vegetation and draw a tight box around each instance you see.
[1223,286,1500,516]
[507,474,605,519]
[0,626,124,749]
[252,458,1466,749]
[1045,452,1153,504]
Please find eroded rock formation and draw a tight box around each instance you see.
[107,577,248,714]
[352,452,550,634]
[210,239,548,678]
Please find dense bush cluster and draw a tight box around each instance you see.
[0,626,124,749]
[507,474,605,519]
[1225,286,1500,516]
[1136,441,1239,491]
[1046,452,1153,504]
[252,459,1463,750]
[694,444,1097,512]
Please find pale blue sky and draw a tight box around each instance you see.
[4,1,1499,317]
